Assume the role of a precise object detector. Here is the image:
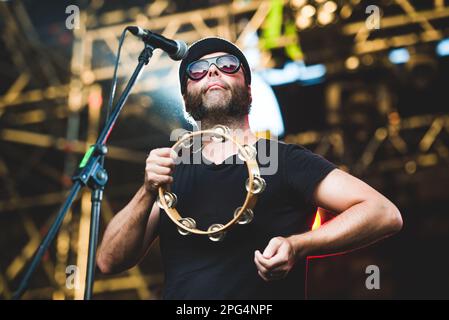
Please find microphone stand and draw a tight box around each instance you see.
[13,43,155,300]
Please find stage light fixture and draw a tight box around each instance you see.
[436,38,449,57]
[388,48,410,64]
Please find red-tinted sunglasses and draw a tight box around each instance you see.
[186,54,241,81]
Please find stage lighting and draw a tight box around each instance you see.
[317,1,337,26]
[296,14,313,29]
[436,38,449,57]
[317,10,334,26]
[323,1,337,13]
[260,61,326,86]
[248,73,285,137]
[301,4,316,18]
[292,0,340,30]
[299,63,326,82]
[291,0,307,9]
[388,48,410,64]
[345,56,360,70]
[340,4,352,19]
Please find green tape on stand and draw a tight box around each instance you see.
[79,146,95,168]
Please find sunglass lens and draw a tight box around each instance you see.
[217,55,240,73]
[188,60,209,80]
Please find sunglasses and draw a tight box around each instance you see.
[186,54,241,81]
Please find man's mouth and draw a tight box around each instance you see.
[206,83,226,92]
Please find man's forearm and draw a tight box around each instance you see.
[288,199,403,258]
[97,185,155,273]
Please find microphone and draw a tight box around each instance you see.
[127,26,188,61]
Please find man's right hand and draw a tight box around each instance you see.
[144,148,177,195]
[98,149,172,274]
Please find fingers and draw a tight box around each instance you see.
[255,253,287,282]
[148,157,176,169]
[255,250,284,271]
[257,270,269,282]
[262,237,283,259]
[254,251,270,274]
[151,147,178,159]
[254,237,295,282]
[145,172,174,185]
[146,162,174,176]
[144,148,177,193]
[146,149,177,168]
[255,252,282,282]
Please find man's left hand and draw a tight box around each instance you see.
[254,236,297,282]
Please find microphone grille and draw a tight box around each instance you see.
[171,40,188,61]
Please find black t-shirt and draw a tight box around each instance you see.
[158,138,337,299]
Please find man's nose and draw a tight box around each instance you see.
[207,63,221,78]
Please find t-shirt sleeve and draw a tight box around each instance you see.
[283,143,337,205]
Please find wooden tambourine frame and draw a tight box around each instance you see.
[157,125,266,241]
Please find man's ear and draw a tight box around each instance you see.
[248,84,252,104]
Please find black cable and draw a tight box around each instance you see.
[106,28,128,123]
[100,28,128,167]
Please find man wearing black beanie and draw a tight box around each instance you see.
[97,37,403,300]
[178,37,253,130]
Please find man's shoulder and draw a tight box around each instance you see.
[256,138,307,154]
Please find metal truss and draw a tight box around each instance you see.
[347,0,449,55]
[1,0,449,300]
[284,113,449,177]
[270,1,449,64]
[0,0,272,300]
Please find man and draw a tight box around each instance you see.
[96,37,403,299]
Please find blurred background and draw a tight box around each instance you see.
[0,0,448,300]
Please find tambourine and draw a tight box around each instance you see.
[157,125,266,242]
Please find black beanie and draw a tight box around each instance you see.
[179,37,251,94]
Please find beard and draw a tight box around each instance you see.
[184,81,251,126]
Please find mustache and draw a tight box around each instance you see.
[184,80,252,121]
